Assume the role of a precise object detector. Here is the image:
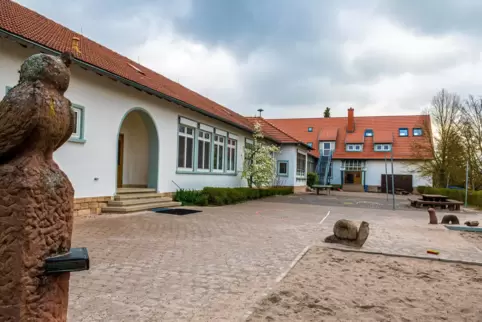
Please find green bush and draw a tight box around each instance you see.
[307,172,318,188]
[416,186,427,194]
[174,189,203,205]
[418,186,482,208]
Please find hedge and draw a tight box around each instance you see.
[174,186,294,206]
[417,186,482,208]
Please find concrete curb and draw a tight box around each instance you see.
[241,244,313,321]
[323,245,482,267]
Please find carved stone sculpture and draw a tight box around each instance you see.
[324,219,370,248]
[0,52,75,321]
[441,214,460,225]
[428,208,438,224]
[465,221,479,227]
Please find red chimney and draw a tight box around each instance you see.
[347,107,355,133]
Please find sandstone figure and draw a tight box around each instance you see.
[441,214,460,225]
[0,52,75,322]
[324,220,370,248]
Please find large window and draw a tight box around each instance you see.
[178,125,194,170]
[213,134,225,171]
[226,138,237,172]
[197,130,211,171]
[296,152,307,177]
[321,142,334,156]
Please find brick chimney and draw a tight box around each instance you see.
[347,107,355,133]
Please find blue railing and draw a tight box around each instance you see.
[315,150,333,185]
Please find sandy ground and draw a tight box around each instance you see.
[247,247,482,322]
[460,231,482,250]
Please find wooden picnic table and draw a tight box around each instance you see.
[421,194,448,202]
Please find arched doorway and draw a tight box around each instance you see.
[116,108,159,190]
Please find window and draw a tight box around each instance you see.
[399,128,409,137]
[70,104,85,142]
[197,130,211,171]
[307,142,313,148]
[374,144,392,151]
[346,144,363,151]
[364,129,373,137]
[177,125,194,170]
[413,128,423,136]
[308,127,313,132]
[296,153,307,177]
[213,134,225,171]
[342,160,365,171]
[226,138,237,172]
[278,160,289,176]
[321,142,334,156]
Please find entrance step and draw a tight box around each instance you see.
[102,201,182,213]
[108,197,173,207]
[117,188,156,194]
[342,184,365,192]
[114,192,166,200]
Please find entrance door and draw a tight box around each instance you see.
[117,133,124,188]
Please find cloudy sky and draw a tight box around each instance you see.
[15,0,482,118]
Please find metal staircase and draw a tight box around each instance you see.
[315,150,333,185]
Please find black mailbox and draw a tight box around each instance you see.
[45,247,90,274]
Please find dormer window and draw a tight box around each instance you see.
[413,128,423,136]
[399,128,409,137]
[308,127,313,132]
[346,144,363,152]
[364,129,373,137]
[374,144,392,152]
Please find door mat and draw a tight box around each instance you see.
[152,208,202,216]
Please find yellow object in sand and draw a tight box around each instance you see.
[427,249,439,255]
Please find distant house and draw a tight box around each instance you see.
[0,0,312,215]
[268,108,433,192]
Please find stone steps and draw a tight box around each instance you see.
[102,188,180,214]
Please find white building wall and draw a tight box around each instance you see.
[365,160,432,187]
[276,146,296,186]
[0,37,252,198]
[331,160,343,185]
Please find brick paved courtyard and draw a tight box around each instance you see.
[68,194,482,321]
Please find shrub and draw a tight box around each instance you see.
[188,186,293,206]
[416,186,427,194]
[174,189,203,205]
[307,172,318,188]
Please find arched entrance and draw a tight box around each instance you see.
[116,108,159,190]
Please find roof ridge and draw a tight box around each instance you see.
[261,118,307,144]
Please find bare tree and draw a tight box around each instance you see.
[410,89,465,187]
[459,95,482,188]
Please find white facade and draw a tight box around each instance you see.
[329,159,431,188]
[0,37,308,198]
[275,146,308,187]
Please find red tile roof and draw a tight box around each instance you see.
[345,131,365,144]
[318,127,338,141]
[373,131,394,143]
[268,114,433,160]
[245,117,312,150]
[0,0,255,131]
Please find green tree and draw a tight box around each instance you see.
[242,122,280,188]
[324,107,331,118]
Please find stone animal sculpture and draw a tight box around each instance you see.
[0,52,75,321]
[324,219,370,248]
[428,208,438,224]
[465,221,479,227]
[441,214,460,225]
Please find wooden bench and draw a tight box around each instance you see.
[313,185,332,195]
[408,198,463,211]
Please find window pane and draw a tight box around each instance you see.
[198,140,204,169]
[187,128,193,135]
[72,110,79,135]
[178,136,185,167]
[219,146,224,169]
[179,125,185,133]
[323,143,330,149]
[186,137,193,168]
[213,147,218,169]
[227,147,231,169]
[279,162,287,174]
[204,142,210,169]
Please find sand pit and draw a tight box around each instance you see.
[247,247,482,322]
[460,231,482,250]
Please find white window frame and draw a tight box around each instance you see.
[177,125,195,171]
[296,152,307,178]
[413,128,423,136]
[70,104,86,142]
[213,134,225,172]
[346,144,363,152]
[374,144,392,152]
[197,130,211,172]
[320,141,335,156]
[226,138,237,173]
